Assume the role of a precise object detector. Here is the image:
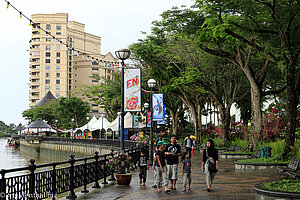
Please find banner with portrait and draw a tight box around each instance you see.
[124,68,141,112]
[133,114,139,128]
[152,94,164,121]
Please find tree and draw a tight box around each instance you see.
[22,96,90,130]
[195,0,299,156]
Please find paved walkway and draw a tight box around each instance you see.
[61,150,278,200]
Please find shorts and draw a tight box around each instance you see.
[167,164,178,180]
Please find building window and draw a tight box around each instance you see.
[46,52,50,57]
[45,80,50,84]
[69,74,72,78]
[46,24,51,30]
[46,38,51,41]
[92,80,98,83]
[56,25,61,30]
[45,59,50,63]
[56,45,60,51]
[56,66,60,70]
[69,85,71,90]
[45,73,50,78]
[56,73,60,78]
[56,86,60,91]
[45,66,50,70]
[92,68,98,70]
[69,80,72,84]
[56,80,60,84]
[92,104,98,106]
[92,61,98,65]
[56,93,60,97]
[56,52,60,57]
[56,32,61,35]
[46,45,51,50]
[32,51,40,56]
[45,86,50,91]
[69,68,72,72]
[69,55,72,60]
[56,59,60,64]
[92,110,98,113]
[69,62,72,66]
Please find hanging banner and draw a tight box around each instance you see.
[157,105,166,124]
[124,68,141,112]
[133,114,139,128]
[152,94,164,121]
[147,111,151,127]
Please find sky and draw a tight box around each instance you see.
[0,0,192,126]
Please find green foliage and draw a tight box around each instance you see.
[231,139,249,150]
[263,179,300,193]
[22,96,90,130]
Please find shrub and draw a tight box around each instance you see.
[263,179,300,193]
[106,151,132,174]
[231,139,249,150]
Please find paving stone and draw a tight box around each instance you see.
[61,150,278,200]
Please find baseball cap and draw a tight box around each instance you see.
[157,141,166,146]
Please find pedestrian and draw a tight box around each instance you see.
[184,135,194,158]
[164,135,182,190]
[137,150,149,186]
[181,152,192,192]
[151,146,158,188]
[201,139,219,192]
[155,141,170,193]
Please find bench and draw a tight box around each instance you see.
[251,149,261,159]
[235,146,242,151]
[276,158,300,179]
[227,145,235,151]
[200,143,206,149]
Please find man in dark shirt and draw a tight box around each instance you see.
[164,135,182,190]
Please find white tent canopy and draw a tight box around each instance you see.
[89,117,110,131]
[106,112,145,131]
[75,116,98,132]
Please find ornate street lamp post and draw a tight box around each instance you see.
[86,116,89,139]
[147,78,156,165]
[115,49,131,151]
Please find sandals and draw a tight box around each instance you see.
[205,188,211,192]
[165,190,171,194]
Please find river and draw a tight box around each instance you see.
[0,138,85,171]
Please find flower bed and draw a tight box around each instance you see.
[253,180,300,200]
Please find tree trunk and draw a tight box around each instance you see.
[197,103,202,143]
[170,110,178,136]
[218,106,231,144]
[283,63,298,158]
[249,82,262,151]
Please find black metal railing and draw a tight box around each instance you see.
[0,147,140,200]
[41,137,137,148]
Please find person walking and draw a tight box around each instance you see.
[181,152,192,192]
[137,150,149,186]
[184,135,194,158]
[164,135,182,190]
[155,141,170,193]
[201,139,219,192]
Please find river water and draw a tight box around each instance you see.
[0,138,85,171]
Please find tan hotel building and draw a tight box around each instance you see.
[29,13,118,116]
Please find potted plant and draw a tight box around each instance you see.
[106,151,132,185]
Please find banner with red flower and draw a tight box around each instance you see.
[124,68,141,112]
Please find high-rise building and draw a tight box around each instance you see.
[29,13,118,116]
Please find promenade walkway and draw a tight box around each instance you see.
[60,150,278,200]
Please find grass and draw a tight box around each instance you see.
[237,157,289,164]
[262,179,300,193]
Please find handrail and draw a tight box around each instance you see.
[0,146,140,200]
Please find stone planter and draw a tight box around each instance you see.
[253,183,300,200]
[116,173,132,185]
[235,162,287,174]
[219,153,252,159]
